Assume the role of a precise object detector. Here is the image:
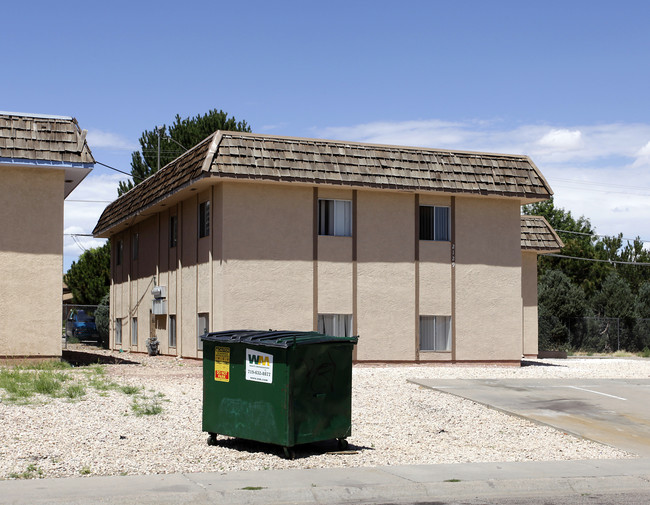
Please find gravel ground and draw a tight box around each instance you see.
[1,349,647,480]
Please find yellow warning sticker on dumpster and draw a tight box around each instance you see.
[214,346,230,382]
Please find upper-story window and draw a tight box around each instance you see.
[169,215,178,248]
[420,206,450,241]
[318,199,352,237]
[199,201,210,238]
[116,240,123,266]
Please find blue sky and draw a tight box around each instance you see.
[3,0,650,271]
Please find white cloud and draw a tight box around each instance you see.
[63,173,122,271]
[86,129,138,151]
[537,129,583,151]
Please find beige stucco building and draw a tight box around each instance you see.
[0,112,94,360]
[94,132,561,364]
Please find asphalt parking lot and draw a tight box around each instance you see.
[409,378,650,456]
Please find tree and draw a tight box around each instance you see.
[95,293,110,348]
[523,198,609,297]
[118,109,252,195]
[64,242,110,305]
[537,270,588,350]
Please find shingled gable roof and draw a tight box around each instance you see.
[0,112,95,197]
[521,215,564,253]
[93,131,553,236]
[0,112,95,165]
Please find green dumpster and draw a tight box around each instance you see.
[201,330,358,458]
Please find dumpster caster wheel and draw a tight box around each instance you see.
[337,438,349,450]
[282,447,295,460]
[207,433,218,446]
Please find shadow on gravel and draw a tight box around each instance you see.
[521,359,565,368]
[62,349,139,366]
[210,436,373,460]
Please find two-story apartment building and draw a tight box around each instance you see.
[93,131,561,363]
[1,112,94,360]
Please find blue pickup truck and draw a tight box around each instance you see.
[65,309,99,342]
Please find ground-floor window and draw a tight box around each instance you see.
[169,315,177,348]
[131,317,138,346]
[115,318,122,345]
[198,313,209,351]
[420,315,451,351]
[318,313,353,338]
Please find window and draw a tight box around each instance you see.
[420,206,450,241]
[199,201,210,238]
[169,215,178,248]
[319,199,352,237]
[116,240,123,266]
[115,318,122,345]
[420,316,452,351]
[318,314,353,338]
[132,233,139,260]
[169,315,177,348]
[131,318,138,346]
[197,313,209,351]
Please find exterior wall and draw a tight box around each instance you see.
[454,197,523,361]
[0,165,64,358]
[220,182,313,331]
[107,180,530,363]
[522,251,539,357]
[356,191,415,361]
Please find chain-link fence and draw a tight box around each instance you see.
[540,315,650,353]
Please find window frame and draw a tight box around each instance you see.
[318,199,352,237]
[419,315,452,352]
[419,205,451,242]
[317,313,353,338]
[197,313,209,351]
[131,317,138,347]
[198,200,210,239]
[169,314,177,348]
[116,240,123,266]
[169,215,178,248]
[115,318,122,346]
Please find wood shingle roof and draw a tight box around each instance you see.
[0,112,95,165]
[521,215,564,252]
[94,131,553,236]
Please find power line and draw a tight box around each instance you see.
[66,199,113,203]
[556,229,650,243]
[545,253,650,267]
[95,161,145,182]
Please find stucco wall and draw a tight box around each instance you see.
[0,165,63,358]
[454,197,523,361]
[107,179,531,363]
[356,191,415,361]
[220,182,313,331]
[521,251,539,357]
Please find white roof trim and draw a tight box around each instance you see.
[0,111,74,120]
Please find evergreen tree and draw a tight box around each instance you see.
[537,270,588,350]
[118,109,252,195]
[64,242,110,305]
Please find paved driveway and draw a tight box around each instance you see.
[409,378,650,456]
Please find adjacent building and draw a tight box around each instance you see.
[93,131,561,363]
[0,112,94,360]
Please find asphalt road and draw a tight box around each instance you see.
[408,378,650,456]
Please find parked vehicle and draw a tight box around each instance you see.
[66,309,99,342]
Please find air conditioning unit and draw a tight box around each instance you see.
[152,286,167,299]
[152,299,167,315]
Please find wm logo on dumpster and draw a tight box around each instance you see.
[245,348,273,384]
[248,354,271,366]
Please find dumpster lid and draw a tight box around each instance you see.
[201,330,358,348]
